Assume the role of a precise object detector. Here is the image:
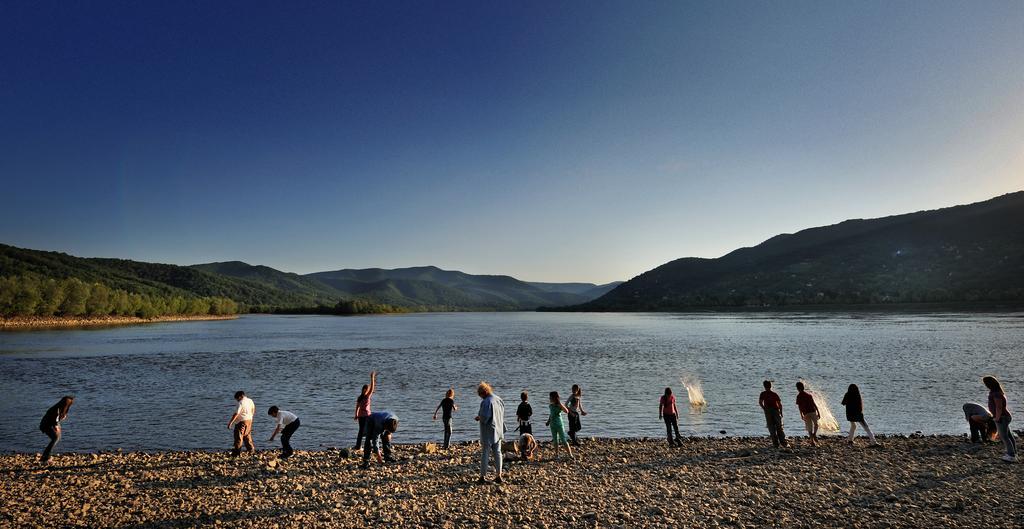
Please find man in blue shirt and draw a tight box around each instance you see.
[360,410,399,469]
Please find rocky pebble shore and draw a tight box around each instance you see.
[1,435,1021,528]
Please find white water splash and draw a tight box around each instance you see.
[800,380,840,432]
[681,374,707,409]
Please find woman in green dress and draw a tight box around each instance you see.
[546,391,574,461]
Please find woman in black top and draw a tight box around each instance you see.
[432,389,458,449]
[841,384,877,445]
[40,396,74,464]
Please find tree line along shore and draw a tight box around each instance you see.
[0,274,240,319]
[0,273,416,326]
[0,314,238,329]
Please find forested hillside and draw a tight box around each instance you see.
[565,191,1024,311]
[0,245,616,317]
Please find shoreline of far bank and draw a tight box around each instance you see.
[1,436,1020,528]
[0,314,239,331]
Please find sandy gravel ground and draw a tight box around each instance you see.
[1,435,1021,528]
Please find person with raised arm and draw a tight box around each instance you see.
[475,382,505,484]
[39,396,74,465]
[228,391,256,457]
[759,381,787,448]
[353,371,376,451]
[659,387,682,447]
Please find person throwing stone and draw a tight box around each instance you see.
[475,381,505,484]
[228,391,256,457]
[795,382,820,446]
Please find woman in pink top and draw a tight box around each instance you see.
[353,371,376,451]
[659,388,682,447]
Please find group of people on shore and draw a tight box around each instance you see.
[35,374,1017,469]
[754,381,877,449]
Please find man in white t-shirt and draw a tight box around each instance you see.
[268,406,300,459]
[228,391,256,457]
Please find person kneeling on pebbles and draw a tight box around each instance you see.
[360,411,399,470]
[267,406,300,459]
[517,433,538,461]
[228,391,256,457]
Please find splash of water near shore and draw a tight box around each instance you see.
[801,379,840,432]
[681,374,707,409]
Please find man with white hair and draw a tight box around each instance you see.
[475,381,505,484]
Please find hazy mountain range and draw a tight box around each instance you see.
[0,244,621,312]
[564,191,1024,311]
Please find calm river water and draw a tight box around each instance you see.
[1,312,1021,453]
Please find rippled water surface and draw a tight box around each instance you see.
[1,312,1022,452]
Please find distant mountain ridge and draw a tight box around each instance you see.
[301,265,597,310]
[0,245,615,313]
[564,191,1024,311]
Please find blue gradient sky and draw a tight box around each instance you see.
[2,2,1022,283]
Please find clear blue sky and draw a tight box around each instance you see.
[2,1,1022,283]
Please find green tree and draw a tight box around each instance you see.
[12,275,41,315]
[86,283,112,316]
[0,277,17,316]
[37,279,65,316]
[59,278,90,316]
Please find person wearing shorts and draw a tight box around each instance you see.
[795,382,820,446]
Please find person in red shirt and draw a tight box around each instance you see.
[659,387,682,447]
[758,381,787,448]
[795,381,820,446]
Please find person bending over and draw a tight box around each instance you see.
[963,402,996,444]
[39,396,74,465]
[360,411,399,469]
[267,406,300,459]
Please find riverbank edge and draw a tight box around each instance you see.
[6,433,1017,456]
[0,314,239,330]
